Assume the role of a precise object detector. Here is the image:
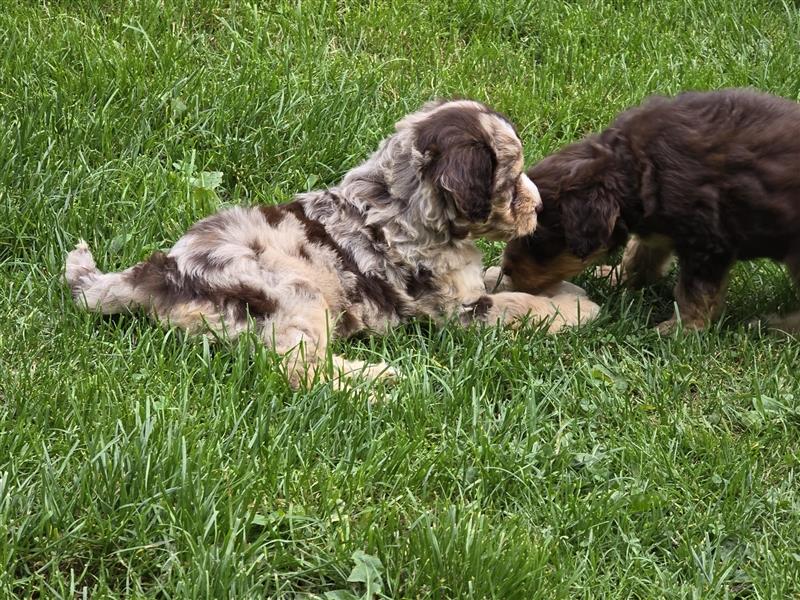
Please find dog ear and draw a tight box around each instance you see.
[415,108,497,222]
[560,185,620,259]
[533,139,619,259]
[433,142,496,222]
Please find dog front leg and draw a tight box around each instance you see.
[461,291,600,333]
[595,235,674,288]
[621,235,675,288]
[657,254,732,333]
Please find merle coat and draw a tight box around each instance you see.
[65,100,598,388]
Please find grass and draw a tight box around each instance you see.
[2,0,800,597]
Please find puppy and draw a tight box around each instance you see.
[498,88,800,332]
[65,100,598,387]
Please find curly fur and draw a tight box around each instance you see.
[501,88,800,331]
[65,99,596,387]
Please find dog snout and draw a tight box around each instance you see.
[521,174,543,213]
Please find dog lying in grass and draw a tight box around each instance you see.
[493,88,800,332]
[65,99,598,388]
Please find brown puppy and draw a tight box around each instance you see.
[499,88,800,332]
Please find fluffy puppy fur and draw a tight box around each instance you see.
[499,88,800,332]
[65,99,596,387]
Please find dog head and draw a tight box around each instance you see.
[406,100,541,241]
[501,136,625,292]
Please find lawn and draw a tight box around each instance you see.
[2,0,800,597]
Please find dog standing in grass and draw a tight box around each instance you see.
[493,88,800,332]
[66,100,598,387]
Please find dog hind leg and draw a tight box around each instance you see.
[67,242,398,387]
[65,241,145,314]
[262,301,396,389]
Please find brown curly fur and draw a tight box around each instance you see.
[503,88,800,331]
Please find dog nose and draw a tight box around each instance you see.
[520,173,543,213]
[535,199,543,214]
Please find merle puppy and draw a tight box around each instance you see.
[496,88,800,332]
[66,100,598,388]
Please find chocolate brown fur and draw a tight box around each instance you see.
[504,88,800,331]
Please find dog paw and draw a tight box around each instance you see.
[754,313,800,338]
[655,318,678,335]
[459,296,494,325]
[542,294,601,332]
[64,240,98,289]
[369,362,399,382]
[338,359,399,384]
[655,317,705,334]
[459,305,476,326]
[360,363,401,404]
[67,240,93,266]
[572,295,601,322]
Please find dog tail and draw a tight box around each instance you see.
[65,240,151,315]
